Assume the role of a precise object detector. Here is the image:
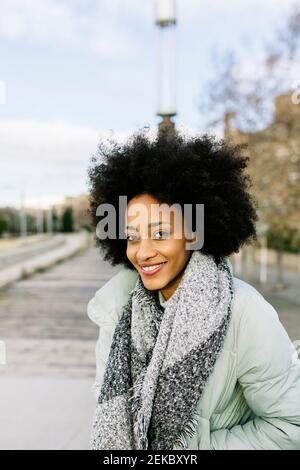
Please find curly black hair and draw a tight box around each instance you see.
[87,130,258,270]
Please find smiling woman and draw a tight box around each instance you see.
[125,193,197,300]
[87,130,300,450]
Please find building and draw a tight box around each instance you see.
[224,93,300,234]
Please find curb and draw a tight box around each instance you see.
[0,232,91,290]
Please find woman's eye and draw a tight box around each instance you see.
[153,230,169,239]
[126,234,138,241]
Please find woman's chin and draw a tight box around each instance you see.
[141,277,166,290]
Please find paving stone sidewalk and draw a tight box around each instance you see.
[0,246,119,450]
[0,247,299,449]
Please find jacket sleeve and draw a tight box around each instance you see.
[210,291,300,450]
[87,268,139,401]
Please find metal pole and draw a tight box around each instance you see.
[37,208,44,234]
[259,233,268,284]
[156,0,177,135]
[46,208,53,234]
[19,191,27,238]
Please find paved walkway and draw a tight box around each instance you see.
[0,377,95,450]
[0,235,65,269]
[0,246,119,450]
[0,246,299,449]
[0,232,89,289]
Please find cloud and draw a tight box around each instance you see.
[0,123,176,208]
[90,27,140,58]
[179,0,298,22]
[0,119,109,207]
[0,0,77,43]
[0,118,208,208]
[0,0,297,61]
[0,0,149,59]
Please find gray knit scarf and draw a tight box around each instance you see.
[90,250,234,450]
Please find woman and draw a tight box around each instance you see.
[87,131,300,450]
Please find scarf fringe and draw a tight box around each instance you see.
[128,368,150,449]
[172,414,199,450]
[129,367,201,450]
[136,412,149,449]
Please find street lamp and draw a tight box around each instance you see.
[19,191,27,238]
[155,0,177,135]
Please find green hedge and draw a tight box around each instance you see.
[0,217,8,237]
[266,226,300,254]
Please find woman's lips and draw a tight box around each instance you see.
[140,262,166,276]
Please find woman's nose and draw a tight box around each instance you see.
[136,238,157,261]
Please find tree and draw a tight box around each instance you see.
[0,217,8,237]
[62,207,74,233]
[52,207,60,232]
[199,5,300,133]
[198,5,300,284]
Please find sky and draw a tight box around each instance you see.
[0,0,298,208]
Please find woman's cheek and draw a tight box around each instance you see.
[126,244,136,264]
[126,244,132,262]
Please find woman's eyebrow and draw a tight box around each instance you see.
[126,222,171,230]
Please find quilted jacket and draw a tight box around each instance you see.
[87,265,300,450]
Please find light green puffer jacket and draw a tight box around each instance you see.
[87,264,300,450]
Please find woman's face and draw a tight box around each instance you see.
[125,193,196,300]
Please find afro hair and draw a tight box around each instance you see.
[87,130,258,270]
